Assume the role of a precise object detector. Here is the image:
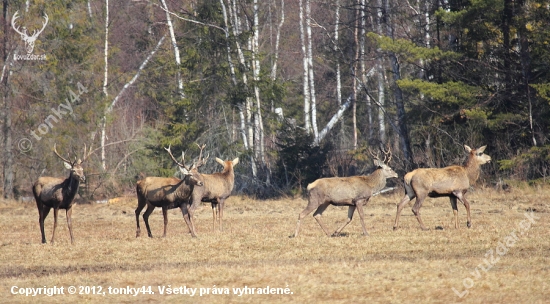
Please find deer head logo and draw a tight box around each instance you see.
[11,11,48,55]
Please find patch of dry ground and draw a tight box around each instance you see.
[0,187,549,303]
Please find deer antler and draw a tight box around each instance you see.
[53,143,74,166]
[30,13,48,38]
[380,144,392,164]
[11,11,25,37]
[369,144,393,164]
[165,145,190,170]
[192,143,209,169]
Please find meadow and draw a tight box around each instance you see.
[0,186,549,303]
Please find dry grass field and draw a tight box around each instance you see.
[1,186,549,303]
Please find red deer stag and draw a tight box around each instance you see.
[393,145,491,231]
[293,148,398,237]
[135,145,205,238]
[33,144,91,244]
[191,144,239,232]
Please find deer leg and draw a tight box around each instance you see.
[313,203,332,237]
[411,194,429,231]
[450,196,459,229]
[355,199,369,236]
[333,205,356,236]
[394,193,414,230]
[292,201,321,238]
[218,199,225,232]
[454,191,471,228]
[211,202,217,231]
[134,199,146,238]
[162,206,168,238]
[66,207,74,244]
[39,205,51,244]
[181,204,197,238]
[51,208,59,244]
[143,204,155,238]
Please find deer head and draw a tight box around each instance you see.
[164,145,204,186]
[12,11,49,54]
[369,145,398,179]
[53,143,91,182]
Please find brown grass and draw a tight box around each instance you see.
[1,187,549,303]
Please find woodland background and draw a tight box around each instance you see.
[1,0,550,200]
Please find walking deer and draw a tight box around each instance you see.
[292,148,398,237]
[135,145,204,238]
[33,144,91,244]
[191,144,239,232]
[393,145,491,230]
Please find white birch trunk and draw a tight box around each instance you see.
[252,0,264,162]
[220,0,249,151]
[334,0,343,141]
[306,0,318,140]
[160,0,185,99]
[100,0,109,170]
[270,0,284,81]
[376,0,386,144]
[299,0,311,134]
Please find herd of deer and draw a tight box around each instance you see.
[32,143,491,244]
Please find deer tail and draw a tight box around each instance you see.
[306,180,319,191]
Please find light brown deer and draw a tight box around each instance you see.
[393,145,491,231]
[135,145,204,238]
[190,144,239,232]
[33,144,91,244]
[293,148,398,237]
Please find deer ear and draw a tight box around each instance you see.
[232,158,239,166]
[215,158,224,166]
[373,159,383,167]
[464,145,472,153]
[63,162,72,170]
[477,145,487,153]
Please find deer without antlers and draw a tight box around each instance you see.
[190,144,239,232]
[293,147,398,237]
[393,145,491,231]
[135,145,204,238]
[33,144,91,244]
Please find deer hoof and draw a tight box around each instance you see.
[393,226,398,231]
[467,222,472,228]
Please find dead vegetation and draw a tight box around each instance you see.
[1,187,549,303]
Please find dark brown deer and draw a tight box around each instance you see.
[135,145,204,238]
[33,144,91,244]
[190,144,239,232]
[293,148,398,237]
[393,145,491,231]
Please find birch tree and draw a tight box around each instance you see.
[299,0,311,134]
[100,0,109,170]
[2,0,13,198]
[160,0,185,100]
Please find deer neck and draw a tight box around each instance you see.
[366,169,386,193]
[63,173,81,203]
[464,157,481,185]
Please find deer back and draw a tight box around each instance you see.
[137,176,199,206]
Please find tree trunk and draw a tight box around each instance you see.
[100,0,109,171]
[376,0,386,145]
[334,0,344,143]
[299,0,311,134]
[160,0,185,100]
[306,0,318,140]
[2,0,13,199]
[384,0,413,165]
